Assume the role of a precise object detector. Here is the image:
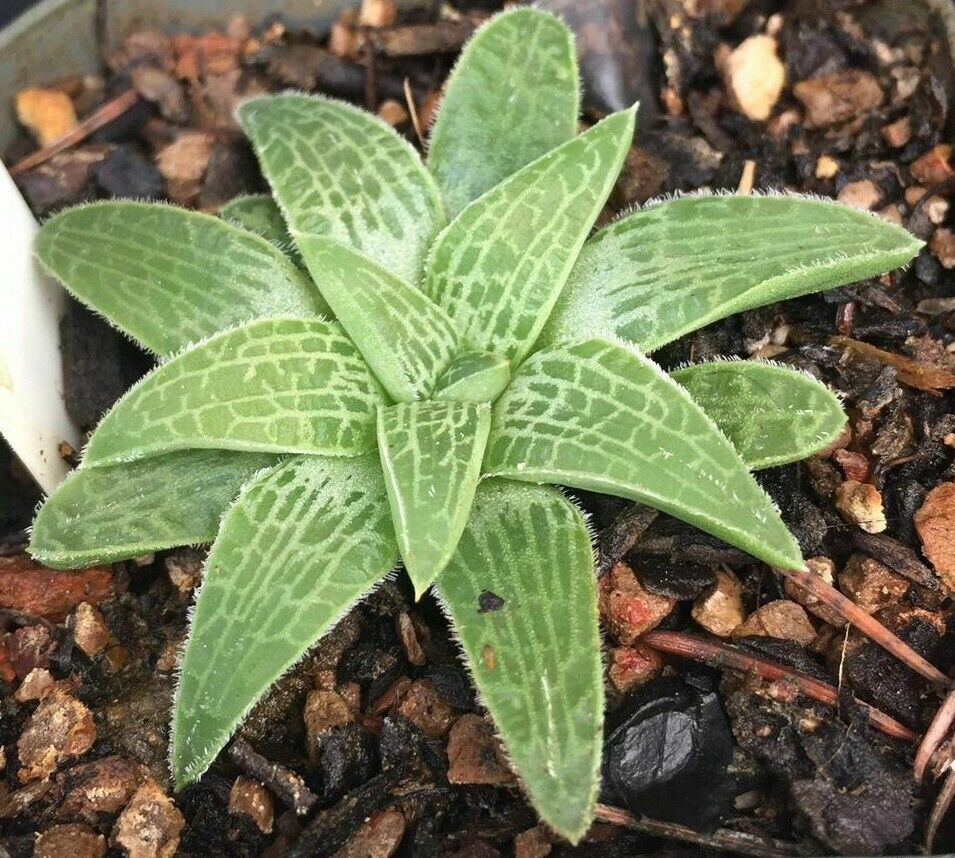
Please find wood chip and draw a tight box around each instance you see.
[914,483,955,593]
[832,336,955,394]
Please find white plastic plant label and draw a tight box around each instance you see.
[0,165,79,493]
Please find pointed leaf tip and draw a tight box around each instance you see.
[295,236,458,402]
[542,194,923,353]
[436,480,601,841]
[486,338,804,571]
[238,93,444,283]
[30,450,277,568]
[82,318,386,467]
[672,360,847,470]
[172,454,397,786]
[35,201,326,358]
[428,5,580,218]
[425,108,635,365]
[378,401,490,596]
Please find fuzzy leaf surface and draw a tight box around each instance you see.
[172,454,397,786]
[219,193,303,267]
[83,319,386,466]
[377,401,490,595]
[238,94,445,282]
[427,7,579,218]
[484,339,803,570]
[433,351,511,403]
[35,202,325,357]
[424,108,635,365]
[540,194,924,353]
[296,235,458,401]
[436,480,601,842]
[30,450,275,568]
[672,361,847,470]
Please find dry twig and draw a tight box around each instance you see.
[643,630,919,742]
[832,336,955,394]
[403,77,425,149]
[926,764,955,853]
[229,737,317,816]
[9,89,141,176]
[594,803,799,857]
[778,567,948,685]
[917,688,955,783]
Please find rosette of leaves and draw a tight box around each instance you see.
[29,8,921,840]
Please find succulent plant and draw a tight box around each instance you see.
[29,8,921,840]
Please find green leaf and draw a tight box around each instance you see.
[237,94,445,283]
[433,351,511,403]
[172,454,397,787]
[35,201,327,358]
[30,450,276,568]
[83,318,386,467]
[427,7,579,218]
[377,401,490,596]
[296,235,458,402]
[435,479,601,843]
[425,108,635,366]
[541,194,924,353]
[219,193,303,268]
[484,339,803,570]
[672,360,847,470]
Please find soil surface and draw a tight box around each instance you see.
[2,1,955,855]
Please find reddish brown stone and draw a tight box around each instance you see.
[6,624,54,678]
[446,714,515,787]
[15,87,78,146]
[832,449,870,482]
[910,145,953,186]
[793,70,882,128]
[228,775,273,834]
[396,612,426,667]
[691,569,745,637]
[0,556,114,622]
[838,554,910,614]
[358,0,397,27]
[914,482,955,592]
[332,808,405,858]
[0,640,15,683]
[376,99,409,128]
[733,600,816,647]
[14,667,53,703]
[835,480,886,533]
[164,550,203,595]
[18,689,96,782]
[156,131,214,204]
[172,32,241,79]
[514,825,553,858]
[34,823,105,858]
[719,34,785,121]
[303,688,353,761]
[837,178,880,211]
[608,644,664,693]
[60,756,146,818]
[931,228,955,269]
[111,779,184,858]
[73,602,111,658]
[881,116,912,148]
[598,562,675,644]
[396,680,455,738]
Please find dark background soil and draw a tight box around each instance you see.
[1,1,955,855]
[0,2,38,30]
